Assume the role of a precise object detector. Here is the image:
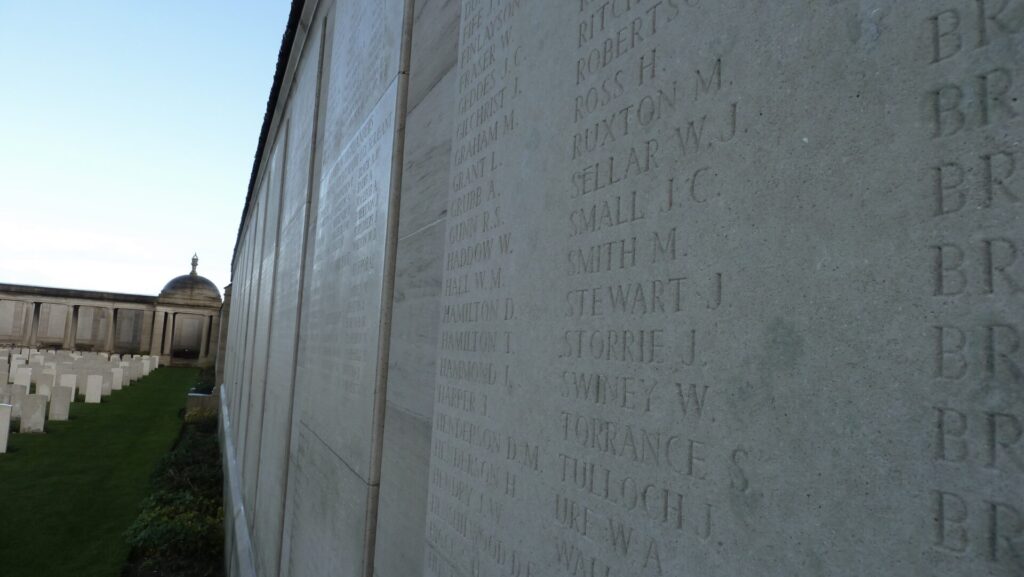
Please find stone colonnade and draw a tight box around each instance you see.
[0,284,220,367]
[149,308,220,363]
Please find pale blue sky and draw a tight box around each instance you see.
[0,1,290,295]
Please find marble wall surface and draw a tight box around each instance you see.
[222,1,1024,576]
[223,1,420,576]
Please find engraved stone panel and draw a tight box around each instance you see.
[250,17,324,577]
[374,1,461,575]
[236,195,267,476]
[321,0,407,165]
[242,144,283,523]
[229,220,259,451]
[295,79,399,490]
[285,3,407,566]
[424,2,1024,577]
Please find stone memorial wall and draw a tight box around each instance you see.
[223,2,417,576]
[221,1,1023,576]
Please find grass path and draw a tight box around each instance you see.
[0,367,198,577]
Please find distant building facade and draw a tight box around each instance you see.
[0,256,222,367]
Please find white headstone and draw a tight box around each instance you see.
[10,383,27,419]
[111,368,123,391]
[37,370,56,397]
[101,370,112,396]
[59,374,77,399]
[85,376,102,404]
[48,386,72,421]
[0,403,10,453]
[14,368,31,388]
[19,394,45,433]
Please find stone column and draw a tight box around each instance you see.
[150,311,165,356]
[104,307,116,352]
[19,302,31,344]
[27,302,40,347]
[140,308,154,353]
[69,306,79,350]
[62,305,74,349]
[208,313,221,364]
[163,313,176,356]
[19,302,31,346]
[89,308,100,346]
[199,314,211,360]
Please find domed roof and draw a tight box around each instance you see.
[158,255,221,306]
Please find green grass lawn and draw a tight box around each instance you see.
[0,367,199,577]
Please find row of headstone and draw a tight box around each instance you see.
[0,347,158,453]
